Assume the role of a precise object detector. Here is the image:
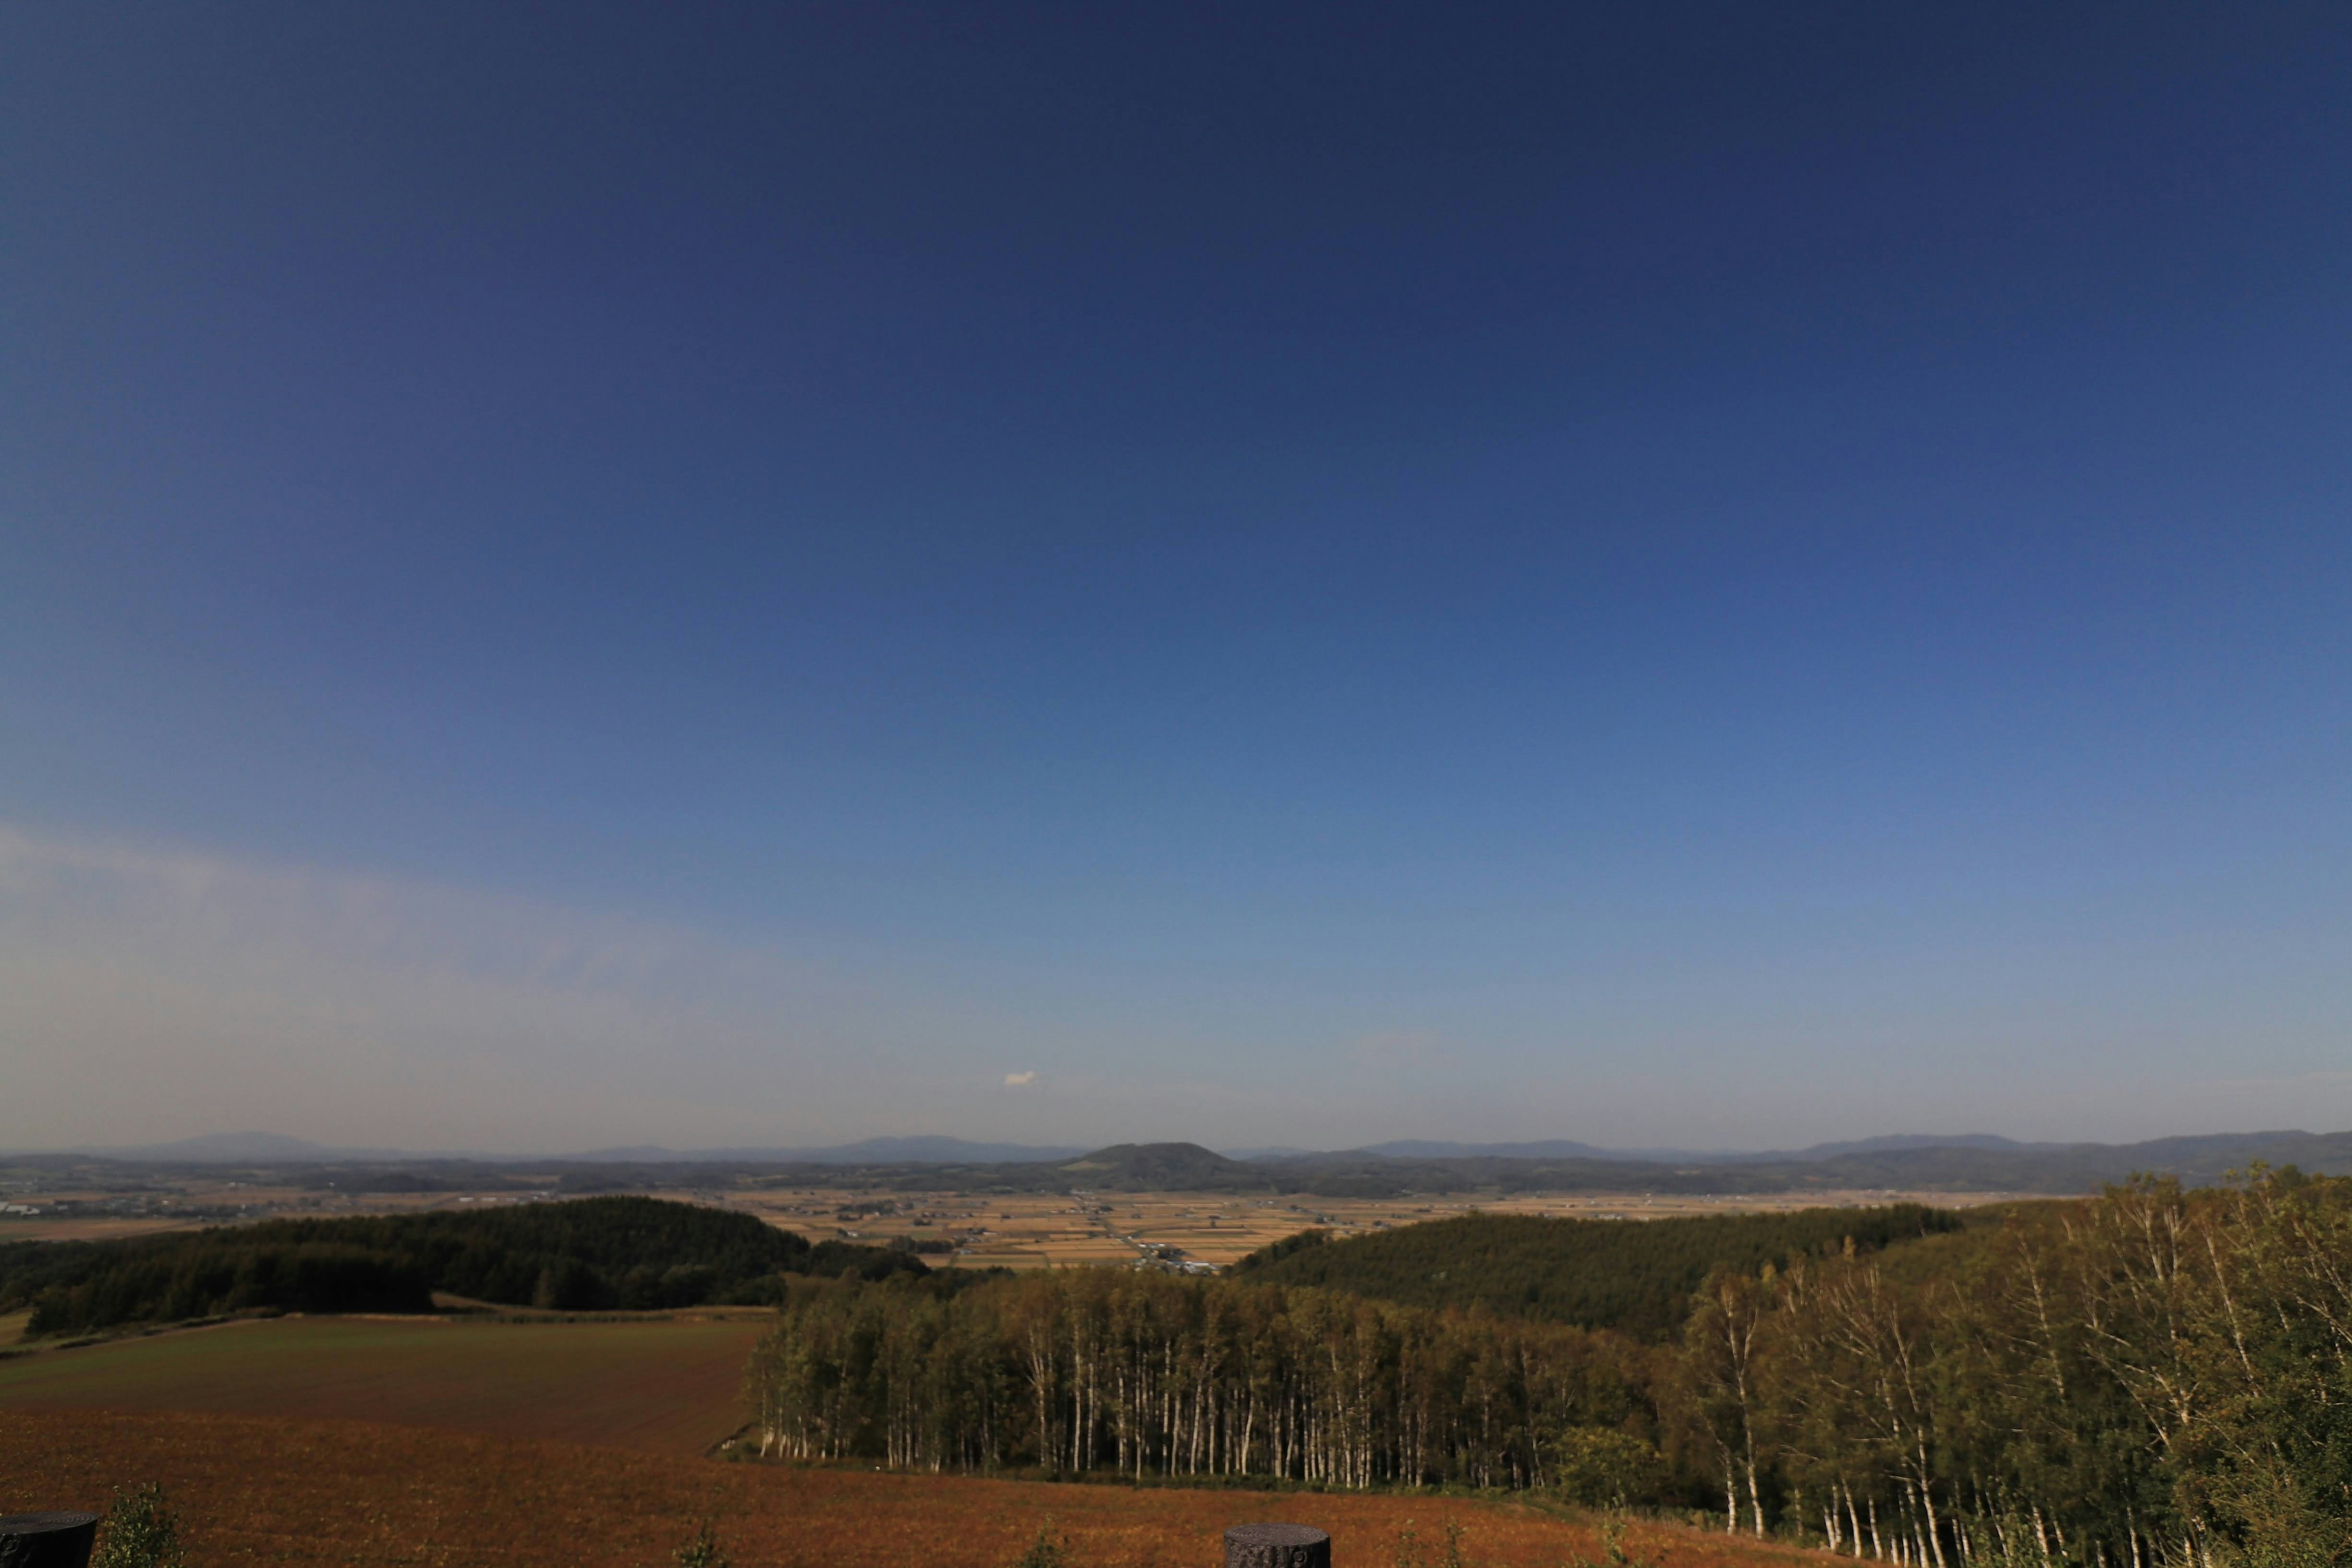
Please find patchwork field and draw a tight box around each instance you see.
[5,1406,1823,1568]
[0,1314,766,1454]
[723,1186,2026,1269]
[0,1169,2034,1259]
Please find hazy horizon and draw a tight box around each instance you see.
[6,7,2350,1155]
[10,1122,2351,1164]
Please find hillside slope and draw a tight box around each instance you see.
[0,1314,763,1453]
[0,1196,921,1335]
[1231,1203,1965,1338]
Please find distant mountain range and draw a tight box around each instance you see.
[4,1133,1088,1166]
[1050,1133,2352,1197]
[1339,1133,2055,1164]
[60,1132,420,1163]
[564,1137,1090,1165]
[10,1128,2348,1196]
[58,1129,2047,1167]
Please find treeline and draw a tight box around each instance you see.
[2,1196,922,1334]
[1231,1205,1963,1339]
[745,1174,2352,1568]
[1668,1170,2351,1568]
[748,1263,1653,1488]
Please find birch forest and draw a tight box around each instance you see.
[748,1172,2351,1568]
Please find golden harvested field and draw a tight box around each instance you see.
[722,1186,2034,1269]
[4,1406,1825,1568]
[0,1171,2035,1261]
[0,1314,766,1455]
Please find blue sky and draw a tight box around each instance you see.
[4,4,2349,1152]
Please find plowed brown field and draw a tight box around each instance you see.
[4,1408,1822,1568]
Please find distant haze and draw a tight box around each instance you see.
[17,1130,2352,1202]
[4,9,2350,1153]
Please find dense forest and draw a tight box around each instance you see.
[1231,1205,1964,1339]
[1,1196,922,1333]
[747,1172,2351,1568]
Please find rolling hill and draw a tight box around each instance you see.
[1048,1142,1266,1189]
[0,1196,923,1335]
[1230,1203,1968,1338]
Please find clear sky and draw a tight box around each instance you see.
[4,4,2349,1155]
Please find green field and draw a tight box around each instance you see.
[0,1313,766,1455]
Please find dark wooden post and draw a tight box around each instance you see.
[0,1513,100,1568]
[1224,1523,1330,1568]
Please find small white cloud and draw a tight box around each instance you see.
[1003,1071,1038,1087]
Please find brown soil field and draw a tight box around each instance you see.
[0,1315,764,1455]
[4,1407,1823,1568]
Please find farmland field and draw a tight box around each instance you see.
[0,1167,2038,1259]
[725,1185,2028,1270]
[4,1406,1825,1568]
[0,1314,766,1453]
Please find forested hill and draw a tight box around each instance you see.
[744,1172,2350,1568]
[0,1196,922,1336]
[1231,1204,1965,1338]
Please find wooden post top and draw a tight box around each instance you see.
[1224,1523,1332,1568]
[0,1513,102,1568]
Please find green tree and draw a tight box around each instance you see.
[91,1485,185,1568]
[1550,1427,1664,1509]
[1674,1265,1776,1534]
[672,1521,728,1568]
[2179,1172,2352,1568]
[1014,1519,1071,1568]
